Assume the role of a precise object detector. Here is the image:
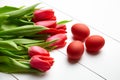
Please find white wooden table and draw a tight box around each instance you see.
[0,0,120,80]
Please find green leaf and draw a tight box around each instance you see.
[19,19,33,24]
[24,40,56,51]
[9,57,29,69]
[0,25,47,37]
[0,56,39,73]
[0,48,28,59]
[57,20,72,24]
[24,34,49,40]
[0,23,17,31]
[12,38,44,44]
[10,50,28,55]
[0,15,9,26]
[0,40,20,51]
[0,64,39,73]
[0,6,19,14]
[4,3,40,18]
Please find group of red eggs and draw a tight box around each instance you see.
[29,8,105,72]
[67,23,105,61]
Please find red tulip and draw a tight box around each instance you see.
[28,46,50,57]
[32,9,56,22]
[39,28,66,35]
[56,24,66,30]
[30,55,54,72]
[35,20,56,28]
[46,34,67,48]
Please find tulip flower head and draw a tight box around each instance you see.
[32,9,56,22]
[35,20,56,28]
[30,55,54,72]
[46,34,67,48]
[28,46,50,57]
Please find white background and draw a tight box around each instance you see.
[0,0,120,80]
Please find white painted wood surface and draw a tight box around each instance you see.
[0,0,120,80]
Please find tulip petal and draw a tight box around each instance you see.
[46,34,67,48]
[28,46,50,57]
[35,20,56,28]
[33,9,55,22]
[30,55,54,72]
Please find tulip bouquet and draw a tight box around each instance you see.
[0,3,70,73]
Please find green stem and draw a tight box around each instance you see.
[0,48,28,59]
[0,25,47,36]
[0,56,39,73]
[4,3,40,18]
